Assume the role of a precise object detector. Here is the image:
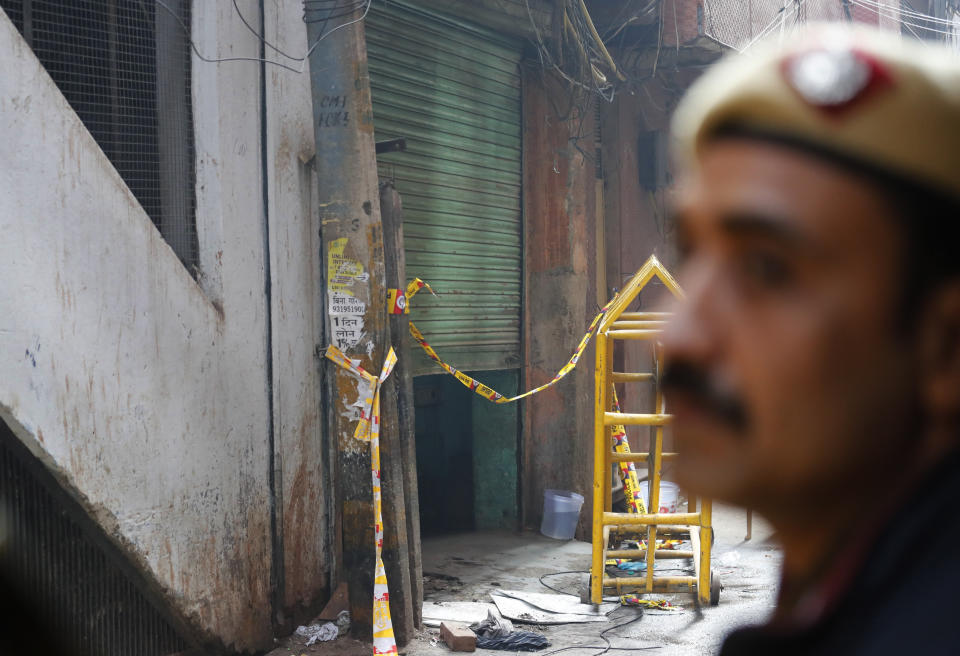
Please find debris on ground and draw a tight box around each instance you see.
[490,590,615,624]
[610,558,647,573]
[471,610,549,652]
[475,631,550,651]
[423,600,493,627]
[295,621,339,645]
[470,610,513,639]
[335,610,351,632]
[619,594,682,611]
[424,571,464,596]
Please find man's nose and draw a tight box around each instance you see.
[661,258,720,368]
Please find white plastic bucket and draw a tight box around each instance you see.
[639,481,680,514]
[540,489,584,540]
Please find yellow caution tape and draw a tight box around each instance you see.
[611,386,647,514]
[324,345,399,656]
[324,276,612,656]
[406,279,620,404]
[405,277,436,299]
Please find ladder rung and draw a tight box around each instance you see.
[606,549,694,559]
[610,452,679,463]
[610,372,654,383]
[601,575,697,590]
[605,412,672,426]
[617,312,672,320]
[607,329,661,340]
[603,511,701,526]
[608,525,690,537]
[610,321,667,330]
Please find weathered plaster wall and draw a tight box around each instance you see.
[262,4,330,627]
[0,2,327,650]
[521,65,599,539]
[600,82,680,465]
[601,90,675,291]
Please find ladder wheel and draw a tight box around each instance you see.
[710,572,722,606]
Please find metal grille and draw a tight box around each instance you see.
[702,0,844,51]
[367,0,524,374]
[0,422,191,656]
[0,0,198,271]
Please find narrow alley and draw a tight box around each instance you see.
[2,1,958,655]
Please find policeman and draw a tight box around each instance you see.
[662,26,960,654]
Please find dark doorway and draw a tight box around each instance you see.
[413,370,520,535]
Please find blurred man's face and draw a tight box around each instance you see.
[663,138,920,515]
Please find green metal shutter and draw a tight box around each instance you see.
[366,1,523,375]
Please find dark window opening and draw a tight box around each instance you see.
[0,0,199,272]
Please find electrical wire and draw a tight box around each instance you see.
[595,611,650,656]
[849,0,959,36]
[855,0,960,26]
[156,0,305,73]
[232,0,303,61]
[303,0,372,59]
[534,571,664,654]
[741,0,809,52]
[538,648,660,655]
[304,1,370,24]
[741,5,791,51]
[738,0,958,52]
[849,0,960,36]
[156,0,373,75]
[536,610,654,656]
[601,0,658,43]
[523,0,619,102]
[539,570,584,596]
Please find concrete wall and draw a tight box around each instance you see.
[663,0,704,46]
[262,3,331,628]
[600,76,685,464]
[0,2,327,650]
[521,65,599,538]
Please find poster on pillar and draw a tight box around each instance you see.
[327,237,369,351]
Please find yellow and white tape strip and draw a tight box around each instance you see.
[611,385,646,514]
[325,345,399,656]
[406,279,619,404]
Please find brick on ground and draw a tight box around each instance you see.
[440,622,476,652]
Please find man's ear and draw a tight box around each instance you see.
[919,282,960,416]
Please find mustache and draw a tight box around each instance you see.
[661,361,749,431]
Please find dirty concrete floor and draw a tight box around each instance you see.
[265,503,781,656]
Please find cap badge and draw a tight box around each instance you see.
[783,48,891,114]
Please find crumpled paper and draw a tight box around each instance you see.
[470,610,513,639]
[295,621,338,645]
[336,609,351,631]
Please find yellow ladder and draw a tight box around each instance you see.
[588,255,720,606]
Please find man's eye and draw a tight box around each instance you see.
[675,232,695,263]
[740,251,791,288]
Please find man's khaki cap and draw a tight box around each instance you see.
[671,25,960,200]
